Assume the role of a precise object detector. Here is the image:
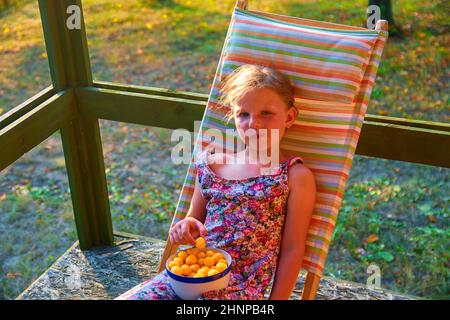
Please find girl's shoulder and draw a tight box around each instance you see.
[287,160,315,191]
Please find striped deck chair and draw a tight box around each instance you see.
[159,0,389,300]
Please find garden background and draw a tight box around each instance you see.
[0,0,448,299]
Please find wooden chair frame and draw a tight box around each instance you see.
[157,0,389,300]
[1,0,448,301]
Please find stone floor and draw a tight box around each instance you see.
[17,232,419,300]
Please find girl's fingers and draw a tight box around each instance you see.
[191,229,200,240]
[180,223,192,245]
[180,223,187,244]
[171,229,177,245]
[193,219,207,238]
[176,227,184,245]
[173,226,182,245]
[171,218,206,246]
[184,222,196,245]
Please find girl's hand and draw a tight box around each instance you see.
[169,217,207,245]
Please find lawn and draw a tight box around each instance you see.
[0,0,448,299]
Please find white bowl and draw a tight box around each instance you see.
[166,247,233,300]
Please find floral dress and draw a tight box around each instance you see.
[115,149,303,300]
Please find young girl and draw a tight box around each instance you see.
[115,64,316,300]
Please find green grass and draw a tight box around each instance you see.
[0,0,448,300]
[327,169,449,298]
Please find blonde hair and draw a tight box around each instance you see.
[217,64,296,124]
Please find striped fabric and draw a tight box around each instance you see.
[170,7,388,277]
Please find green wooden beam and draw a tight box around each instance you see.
[0,90,75,172]
[38,0,113,250]
[76,84,450,169]
[93,80,208,102]
[356,121,450,168]
[0,86,54,131]
[365,114,450,132]
[76,87,206,131]
[38,0,92,91]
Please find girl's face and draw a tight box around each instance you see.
[233,87,297,153]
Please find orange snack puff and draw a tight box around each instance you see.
[185,254,198,266]
[194,272,206,278]
[198,266,210,274]
[186,248,199,255]
[190,264,200,273]
[212,252,223,264]
[167,245,229,279]
[181,264,191,276]
[215,262,227,272]
[203,256,215,267]
[172,257,183,266]
[208,269,219,276]
[177,250,188,261]
[170,266,183,276]
[195,237,206,249]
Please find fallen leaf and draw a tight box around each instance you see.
[6,272,22,279]
[366,234,379,243]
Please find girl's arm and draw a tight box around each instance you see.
[269,164,316,300]
[186,172,208,223]
[169,172,207,244]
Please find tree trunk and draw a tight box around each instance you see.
[369,0,394,24]
[368,0,403,37]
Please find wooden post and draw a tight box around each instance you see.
[236,0,248,10]
[38,0,114,250]
[301,272,321,300]
[375,19,388,31]
[158,241,178,273]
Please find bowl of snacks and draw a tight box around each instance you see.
[166,237,233,300]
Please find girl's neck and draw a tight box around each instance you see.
[236,145,285,166]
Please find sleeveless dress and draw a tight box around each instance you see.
[115,150,303,300]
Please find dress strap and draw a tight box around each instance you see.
[286,155,304,168]
[194,149,210,166]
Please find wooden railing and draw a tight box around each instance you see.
[1,0,449,252]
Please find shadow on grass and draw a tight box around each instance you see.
[139,0,183,10]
